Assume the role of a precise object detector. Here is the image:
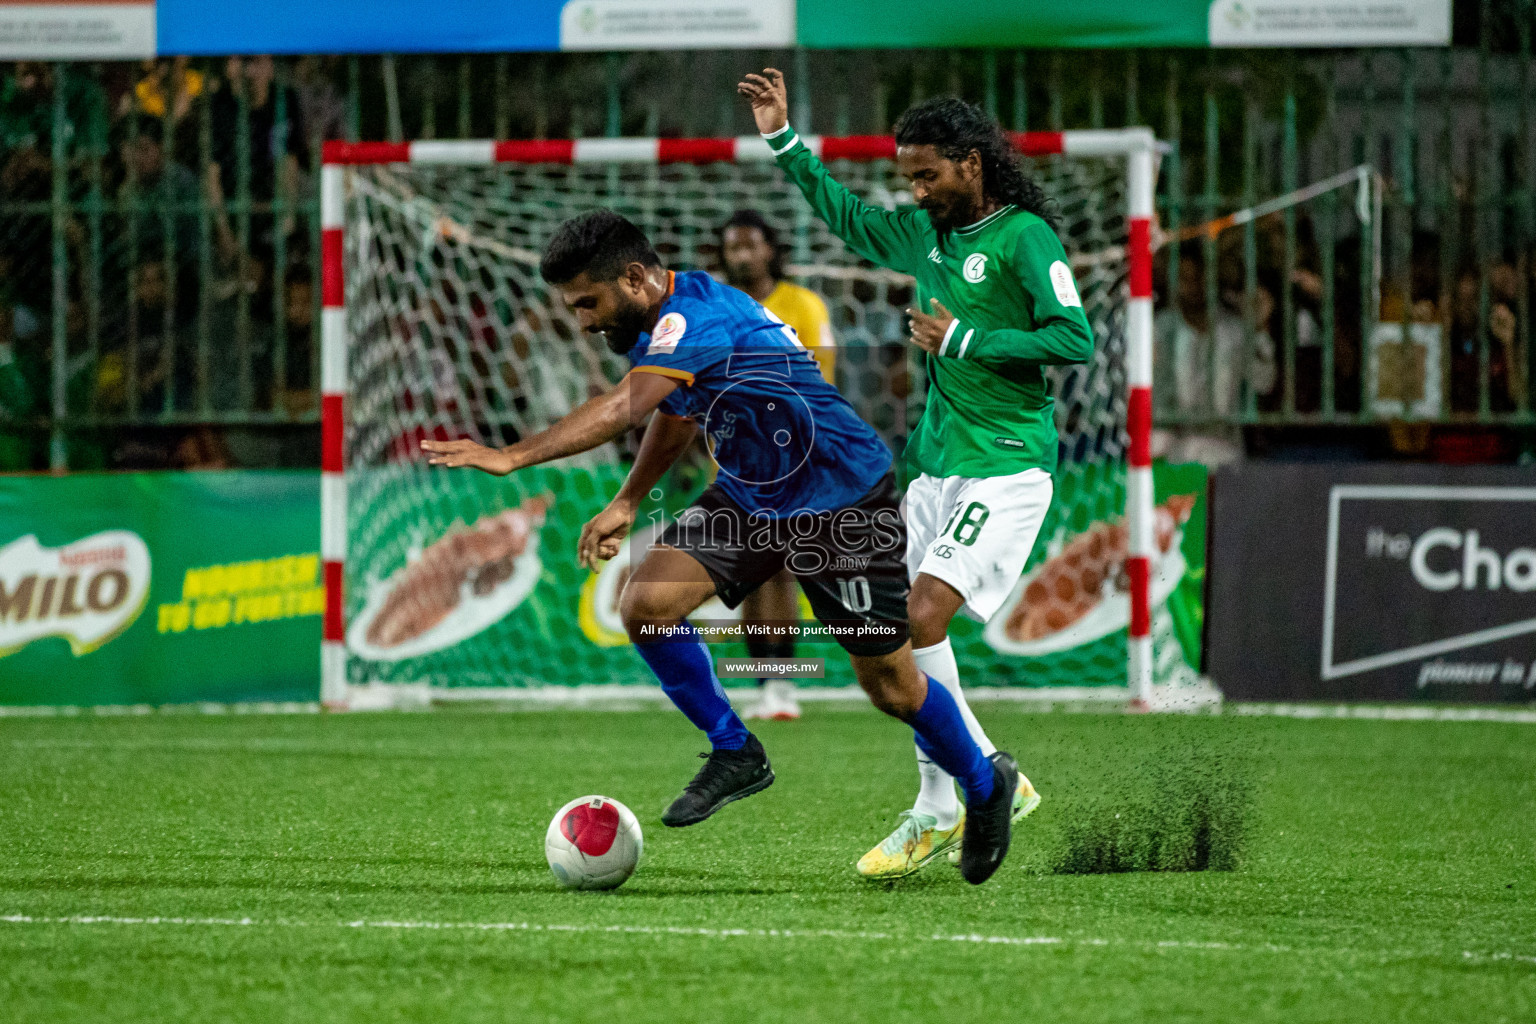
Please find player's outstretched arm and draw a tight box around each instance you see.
[577,411,697,569]
[423,371,680,476]
[738,68,923,274]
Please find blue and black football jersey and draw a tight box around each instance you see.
[626,271,891,517]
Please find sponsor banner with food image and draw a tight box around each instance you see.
[344,462,714,689]
[0,471,320,706]
[560,461,1207,691]
[960,459,1206,690]
[349,460,1205,692]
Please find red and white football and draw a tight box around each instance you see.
[544,795,643,891]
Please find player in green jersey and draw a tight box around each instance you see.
[740,68,1094,878]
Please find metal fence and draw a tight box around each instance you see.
[0,7,1531,469]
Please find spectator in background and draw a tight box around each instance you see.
[279,263,317,415]
[1449,266,1524,414]
[208,56,307,265]
[122,57,205,123]
[97,259,181,416]
[115,114,204,270]
[1276,216,1326,414]
[0,63,109,304]
[172,426,233,470]
[0,248,42,353]
[1489,261,1527,411]
[1151,243,1276,467]
[292,57,347,152]
[1153,244,1206,420]
[0,264,41,470]
[0,61,110,171]
[0,62,60,204]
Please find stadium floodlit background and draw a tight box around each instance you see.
[0,2,1533,1022]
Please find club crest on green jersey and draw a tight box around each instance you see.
[963,253,987,283]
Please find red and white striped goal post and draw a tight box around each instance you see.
[319,129,1158,707]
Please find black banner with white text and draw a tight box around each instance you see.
[1207,463,1536,702]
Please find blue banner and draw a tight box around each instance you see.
[157,0,796,55]
[158,0,561,55]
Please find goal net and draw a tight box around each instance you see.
[320,134,1208,705]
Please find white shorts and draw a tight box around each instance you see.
[904,468,1053,623]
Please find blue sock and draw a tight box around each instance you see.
[911,674,994,805]
[634,625,751,751]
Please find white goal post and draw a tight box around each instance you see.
[318,129,1159,708]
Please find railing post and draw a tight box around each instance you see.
[1395,49,1417,420]
[1282,53,1299,417]
[1162,57,1183,421]
[457,56,473,139]
[1320,57,1339,418]
[1011,51,1026,132]
[236,62,253,414]
[382,54,403,143]
[983,50,998,119]
[1476,0,1494,417]
[49,62,68,470]
[1519,0,1534,418]
[1203,53,1220,421]
[346,57,361,142]
[1359,50,1376,418]
[273,58,292,409]
[1241,92,1259,420]
[197,63,214,417]
[1125,51,1139,127]
[606,53,622,138]
[494,54,512,140]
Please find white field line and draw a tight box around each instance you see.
[3,693,1535,725]
[0,914,1532,966]
[0,702,321,718]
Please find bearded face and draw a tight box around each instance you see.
[597,292,654,354]
[555,271,658,355]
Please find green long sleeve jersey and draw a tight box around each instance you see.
[769,125,1094,479]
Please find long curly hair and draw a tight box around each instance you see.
[893,97,1057,230]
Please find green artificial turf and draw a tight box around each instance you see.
[0,705,1532,1023]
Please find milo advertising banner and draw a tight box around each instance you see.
[0,471,320,706]
[0,462,1206,706]
[342,460,1208,696]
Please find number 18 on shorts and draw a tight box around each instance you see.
[904,468,1054,623]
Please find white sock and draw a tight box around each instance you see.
[913,745,962,830]
[911,638,998,827]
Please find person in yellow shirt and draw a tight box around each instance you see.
[718,209,838,721]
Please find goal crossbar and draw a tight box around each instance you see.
[318,130,1159,707]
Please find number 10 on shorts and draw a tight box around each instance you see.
[836,576,873,613]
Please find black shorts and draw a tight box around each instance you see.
[659,472,910,656]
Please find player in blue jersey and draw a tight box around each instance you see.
[424,210,1019,883]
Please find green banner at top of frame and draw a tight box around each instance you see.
[801,0,1451,50]
[0,0,1453,61]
